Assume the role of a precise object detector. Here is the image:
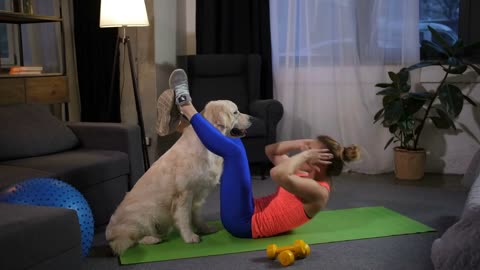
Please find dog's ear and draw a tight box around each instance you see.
[204,102,228,132]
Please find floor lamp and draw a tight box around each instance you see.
[100,0,150,171]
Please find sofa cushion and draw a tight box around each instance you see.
[0,165,54,190]
[1,149,129,190]
[0,104,79,161]
[0,203,81,270]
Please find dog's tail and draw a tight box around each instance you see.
[106,223,138,256]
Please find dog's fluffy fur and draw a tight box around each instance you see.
[106,100,251,255]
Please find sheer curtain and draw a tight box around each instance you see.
[270,0,420,174]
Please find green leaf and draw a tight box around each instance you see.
[374,108,384,123]
[443,64,468,74]
[463,94,477,107]
[375,83,392,88]
[382,94,399,106]
[421,40,449,57]
[384,100,404,125]
[407,60,441,71]
[384,137,395,150]
[409,92,434,101]
[389,124,398,134]
[400,83,411,93]
[403,97,426,115]
[438,84,464,117]
[398,69,410,84]
[430,116,451,129]
[376,87,401,96]
[397,118,415,132]
[435,107,457,130]
[428,25,454,54]
[447,57,461,66]
[453,39,464,50]
[388,71,400,83]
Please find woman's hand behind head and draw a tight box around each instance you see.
[301,149,333,172]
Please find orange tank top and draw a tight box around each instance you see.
[250,175,330,238]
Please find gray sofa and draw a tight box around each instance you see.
[0,104,145,270]
[431,150,480,270]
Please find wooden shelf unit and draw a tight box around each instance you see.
[0,11,62,23]
[0,4,69,115]
[0,76,68,105]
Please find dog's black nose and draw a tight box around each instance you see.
[230,128,244,137]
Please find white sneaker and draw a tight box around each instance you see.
[169,69,191,106]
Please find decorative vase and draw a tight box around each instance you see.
[394,147,426,180]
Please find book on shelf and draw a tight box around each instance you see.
[9,71,43,75]
[9,66,43,73]
[10,66,43,72]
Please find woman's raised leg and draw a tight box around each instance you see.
[169,69,254,238]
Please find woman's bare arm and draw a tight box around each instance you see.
[269,149,332,202]
[265,139,315,165]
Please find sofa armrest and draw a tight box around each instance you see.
[249,99,284,144]
[0,203,81,270]
[431,175,480,270]
[66,122,144,187]
[249,99,284,125]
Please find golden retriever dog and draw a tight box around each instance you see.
[106,100,251,255]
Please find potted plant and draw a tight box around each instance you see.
[374,26,480,180]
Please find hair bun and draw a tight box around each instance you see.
[342,144,361,162]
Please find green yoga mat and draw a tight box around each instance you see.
[119,206,435,265]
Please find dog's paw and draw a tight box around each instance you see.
[183,233,200,243]
[197,223,219,235]
[138,236,162,245]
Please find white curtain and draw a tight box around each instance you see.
[270,0,420,174]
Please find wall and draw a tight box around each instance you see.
[177,0,196,55]
[120,0,167,164]
[124,0,479,174]
[419,67,480,174]
[153,0,197,158]
[117,0,197,164]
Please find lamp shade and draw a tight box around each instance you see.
[100,0,149,28]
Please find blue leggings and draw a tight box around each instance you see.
[190,113,254,238]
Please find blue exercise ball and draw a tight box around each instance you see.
[0,178,94,257]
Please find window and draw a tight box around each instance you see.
[271,0,475,66]
[420,0,460,56]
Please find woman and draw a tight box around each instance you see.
[170,69,360,238]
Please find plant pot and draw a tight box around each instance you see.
[394,147,426,180]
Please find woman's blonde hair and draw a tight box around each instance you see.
[317,135,361,177]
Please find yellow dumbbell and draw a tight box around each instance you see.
[266,240,311,260]
[278,250,295,266]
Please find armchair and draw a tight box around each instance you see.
[178,54,284,173]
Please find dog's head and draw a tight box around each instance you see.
[202,100,252,138]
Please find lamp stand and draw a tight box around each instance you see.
[108,27,150,171]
